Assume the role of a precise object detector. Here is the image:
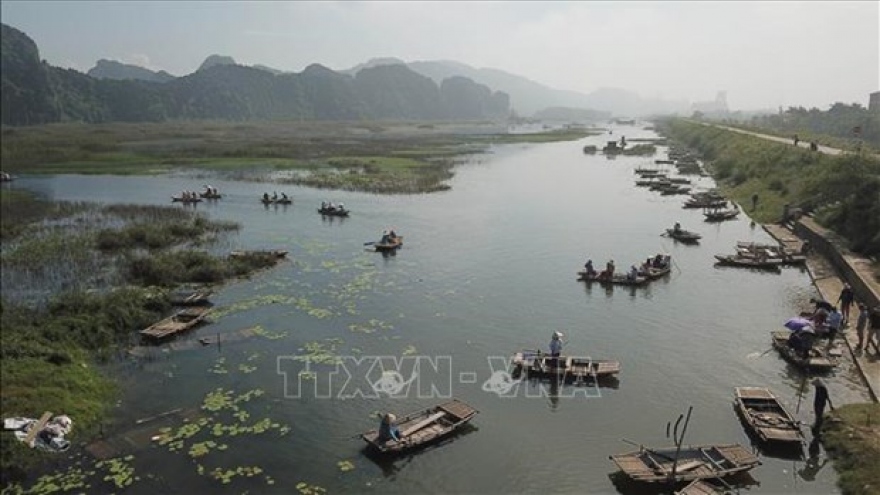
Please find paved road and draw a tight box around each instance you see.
[692,120,878,158]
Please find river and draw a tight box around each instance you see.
[7,123,870,494]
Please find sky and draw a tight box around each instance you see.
[1,1,878,111]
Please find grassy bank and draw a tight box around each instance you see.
[658,119,880,256]
[0,121,598,193]
[821,403,880,495]
[0,189,280,486]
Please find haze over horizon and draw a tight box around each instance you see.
[1,0,877,112]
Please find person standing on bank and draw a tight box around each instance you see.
[837,284,855,326]
[812,378,834,433]
[855,303,869,352]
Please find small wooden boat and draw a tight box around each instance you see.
[0,172,14,182]
[642,264,672,280]
[714,254,781,271]
[733,387,804,446]
[199,192,222,199]
[168,288,213,306]
[770,331,837,372]
[578,271,648,286]
[704,206,739,222]
[609,443,760,483]
[171,196,202,203]
[675,480,724,495]
[735,242,806,266]
[510,350,621,381]
[261,197,292,205]
[666,229,702,243]
[655,159,675,165]
[229,249,288,259]
[140,306,211,341]
[318,207,350,217]
[374,236,403,252]
[360,399,478,455]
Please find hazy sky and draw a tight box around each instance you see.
[2,1,878,110]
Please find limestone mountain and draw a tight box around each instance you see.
[87,59,175,83]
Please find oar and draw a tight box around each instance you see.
[795,373,809,414]
[363,241,376,246]
[620,438,678,463]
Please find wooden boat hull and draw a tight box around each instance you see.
[169,288,213,306]
[361,399,477,455]
[171,197,202,203]
[578,271,649,286]
[666,229,701,243]
[261,198,292,205]
[609,444,760,483]
[770,331,836,372]
[375,237,403,252]
[510,350,621,381]
[317,208,350,217]
[714,255,781,271]
[734,387,804,446]
[199,193,222,199]
[140,306,211,341]
[704,211,739,222]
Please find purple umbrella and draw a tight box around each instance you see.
[784,317,813,332]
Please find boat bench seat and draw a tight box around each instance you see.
[401,411,446,437]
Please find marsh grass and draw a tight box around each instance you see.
[0,190,282,486]
[1,121,595,193]
[822,403,880,495]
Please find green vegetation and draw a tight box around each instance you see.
[658,119,880,256]
[0,121,596,193]
[0,189,283,486]
[745,103,880,152]
[821,403,880,495]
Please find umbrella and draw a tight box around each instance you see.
[784,317,812,331]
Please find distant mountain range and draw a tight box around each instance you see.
[1,22,689,126]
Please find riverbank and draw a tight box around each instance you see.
[820,402,880,495]
[763,221,879,402]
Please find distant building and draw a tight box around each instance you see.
[691,91,729,117]
[869,91,880,113]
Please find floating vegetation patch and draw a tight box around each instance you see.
[210,294,295,319]
[209,356,228,374]
[4,465,93,494]
[252,325,287,340]
[402,345,418,356]
[296,481,328,494]
[337,459,355,472]
[295,338,345,365]
[95,455,138,489]
[148,387,286,487]
[348,319,394,334]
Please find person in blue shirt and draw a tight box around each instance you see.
[378,413,401,442]
[549,331,564,367]
[826,307,843,343]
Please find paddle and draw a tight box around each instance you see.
[363,241,376,246]
[795,374,809,414]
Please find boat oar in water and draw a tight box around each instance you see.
[363,241,376,246]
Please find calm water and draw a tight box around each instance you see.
[7,124,870,494]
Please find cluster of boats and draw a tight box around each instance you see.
[577,254,672,286]
[715,241,807,272]
[634,167,692,196]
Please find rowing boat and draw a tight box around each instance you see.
[609,443,761,483]
[578,271,649,286]
[510,350,621,382]
[733,387,804,446]
[361,399,478,455]
[770,331,837,372]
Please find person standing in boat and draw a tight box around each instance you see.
[627,265,639,281]
[549,331,564,366]
[602,260,615,280]
[378,413,401,442]
[263,192,270,202]
[673,222,681,233]
[812,378,834,433]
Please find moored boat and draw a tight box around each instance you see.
[714,254,782,271]
[770,331,837,372]
[169,287,213,306]
[704,207,739,222]
[733,387,804,447]
[510,350,621,381]
[200,192,222,199]
[609,443,761,483]
[140,306,211,341]
[360,399,478,455]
